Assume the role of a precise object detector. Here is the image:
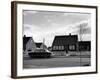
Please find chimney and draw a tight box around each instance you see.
[23,35,26,38]
[69,33,71,36]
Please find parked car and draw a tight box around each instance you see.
[28,48,53,58]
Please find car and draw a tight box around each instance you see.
[28,48,53,58]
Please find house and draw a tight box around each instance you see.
[48,47,52,51]
[35,42,47,50]
[23,35,48,54]
[23,35,36,54]
[52,33,78,56]
[78,41,91,51]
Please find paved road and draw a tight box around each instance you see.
[23,54,91,69]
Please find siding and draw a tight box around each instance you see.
[26,38,36,52]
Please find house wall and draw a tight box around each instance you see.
[68,44,77,51]
[78,45,91,51]
[26,38,36,52]
[76,51,91,56]
[53,51,69,56]
[40,43,47,50]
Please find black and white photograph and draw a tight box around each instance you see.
[23,10,91,69]
[11,1,97,78]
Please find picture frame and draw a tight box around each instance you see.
[11,1,98,78]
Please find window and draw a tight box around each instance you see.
[53,46,56,50]
[59,46,64,50]
[69,45,75,50]
[53,46,64,50]
[55,46,58,50]
[53,46,59,50]
[59,46,61,50]
[61,46,64,50]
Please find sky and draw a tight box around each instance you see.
[23,10,91,47]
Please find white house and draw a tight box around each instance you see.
[23,35,47,54]
[23,36,36,54]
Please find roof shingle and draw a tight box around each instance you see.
[52,35,78,46]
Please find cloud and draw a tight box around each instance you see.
[23,10,91,28]
[23,10,38,16]
[23,11,91,46]
[23,24,31,30]
[23,24,41,36]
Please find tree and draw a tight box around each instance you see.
[78,22,88,66]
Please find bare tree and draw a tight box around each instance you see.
[78,22,88,66]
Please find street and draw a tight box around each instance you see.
[23,54,91,69]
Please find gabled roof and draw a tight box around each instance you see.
[23,37,32,45]
[52,35,78,46]
[35,42,47,49]
[35,43,42,48]
[23,36,33,50]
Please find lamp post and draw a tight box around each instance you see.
[43,38,45,49]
